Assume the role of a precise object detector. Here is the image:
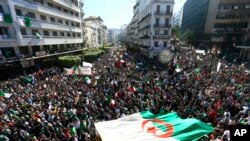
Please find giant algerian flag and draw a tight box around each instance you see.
[95,111,214,141]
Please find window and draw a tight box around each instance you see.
[33,0,44,4]
[32,30,39,35]
[156,5,160,13]
[51,45,58,53]
[70,11,74,15]
[71,22,75,26]
[19,46,29,55]
[59,44,65,52]
[44,45,50,53]
[15,9,22,16]
[155,18,159,25]
[72,33,75,37]
[154,41,158,47]
[165,18,169,26]
[0,27,9,36]
[56,6,61,11]
[58,19,63,24]
[48,2,54,8]
[67,32,71,37]
[75,12,79,17]
[43,30,49,36]
[1,48,16,58]
[166,5,170,13]
[164,30,168,35]
[28,12,36,19]
[66,44,71,48]
[40,15,46,21]
[0,5,4,14]
[77,33,81,37]
[65,21,69,25]
[53,31,57,36]
[60,32,64,36]
[64,9,68,13]
[155,30,159,35]
[166,5,171,12]
[163,41,167,47]
[32,46,40,56]
[50,17,55,22]
[20,28,27,35]
[76,23,80,27]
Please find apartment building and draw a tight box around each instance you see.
[182,0,250,53]
[0,0,84,68]
[84,16,108,48]
[172,7,183,27]
[126,0,174,58]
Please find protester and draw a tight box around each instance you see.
[0,47,249,141]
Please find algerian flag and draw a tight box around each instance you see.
[175,64,181,73]
[70,127,77,137]
[0,91,12,98]
[36,32,42,39]
[24,16,31,27]
[194,68,201,73]
[95,111,214,141]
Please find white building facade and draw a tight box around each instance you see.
[84,16,108,48]
[126,0,174,58]
[0,0,84,67]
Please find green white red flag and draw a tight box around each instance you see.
[95,111,214,141]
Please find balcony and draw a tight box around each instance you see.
[140,35,150,39]
[154,24,171,28]
[21,35,83,46]
[13,0,80,22]
[139,25,151,31]
[25,18,82,32]
[52,0,80,12]
[153,35,170,39]
[0,35,18,47]
[140,45,149,49]
[154,11,173,16]
[138,13,151,24]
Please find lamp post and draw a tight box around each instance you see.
[209,47,220,73]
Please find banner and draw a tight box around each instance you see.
[82,61,93,68]
[64,67,79,75]
[78,66,92,75]
[195,50,206,55]
[95,111,214,141]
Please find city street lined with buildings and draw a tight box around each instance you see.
[0,0,250,141]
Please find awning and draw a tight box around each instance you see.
[235,46,250,49]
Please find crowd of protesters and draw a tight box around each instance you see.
[0,46,250,141]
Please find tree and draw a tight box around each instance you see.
[172,25,180,39]
[171,25,181,46]
[183,29,193,44]
[58,56,81,68]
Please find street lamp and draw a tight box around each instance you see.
[209,47,220,73]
